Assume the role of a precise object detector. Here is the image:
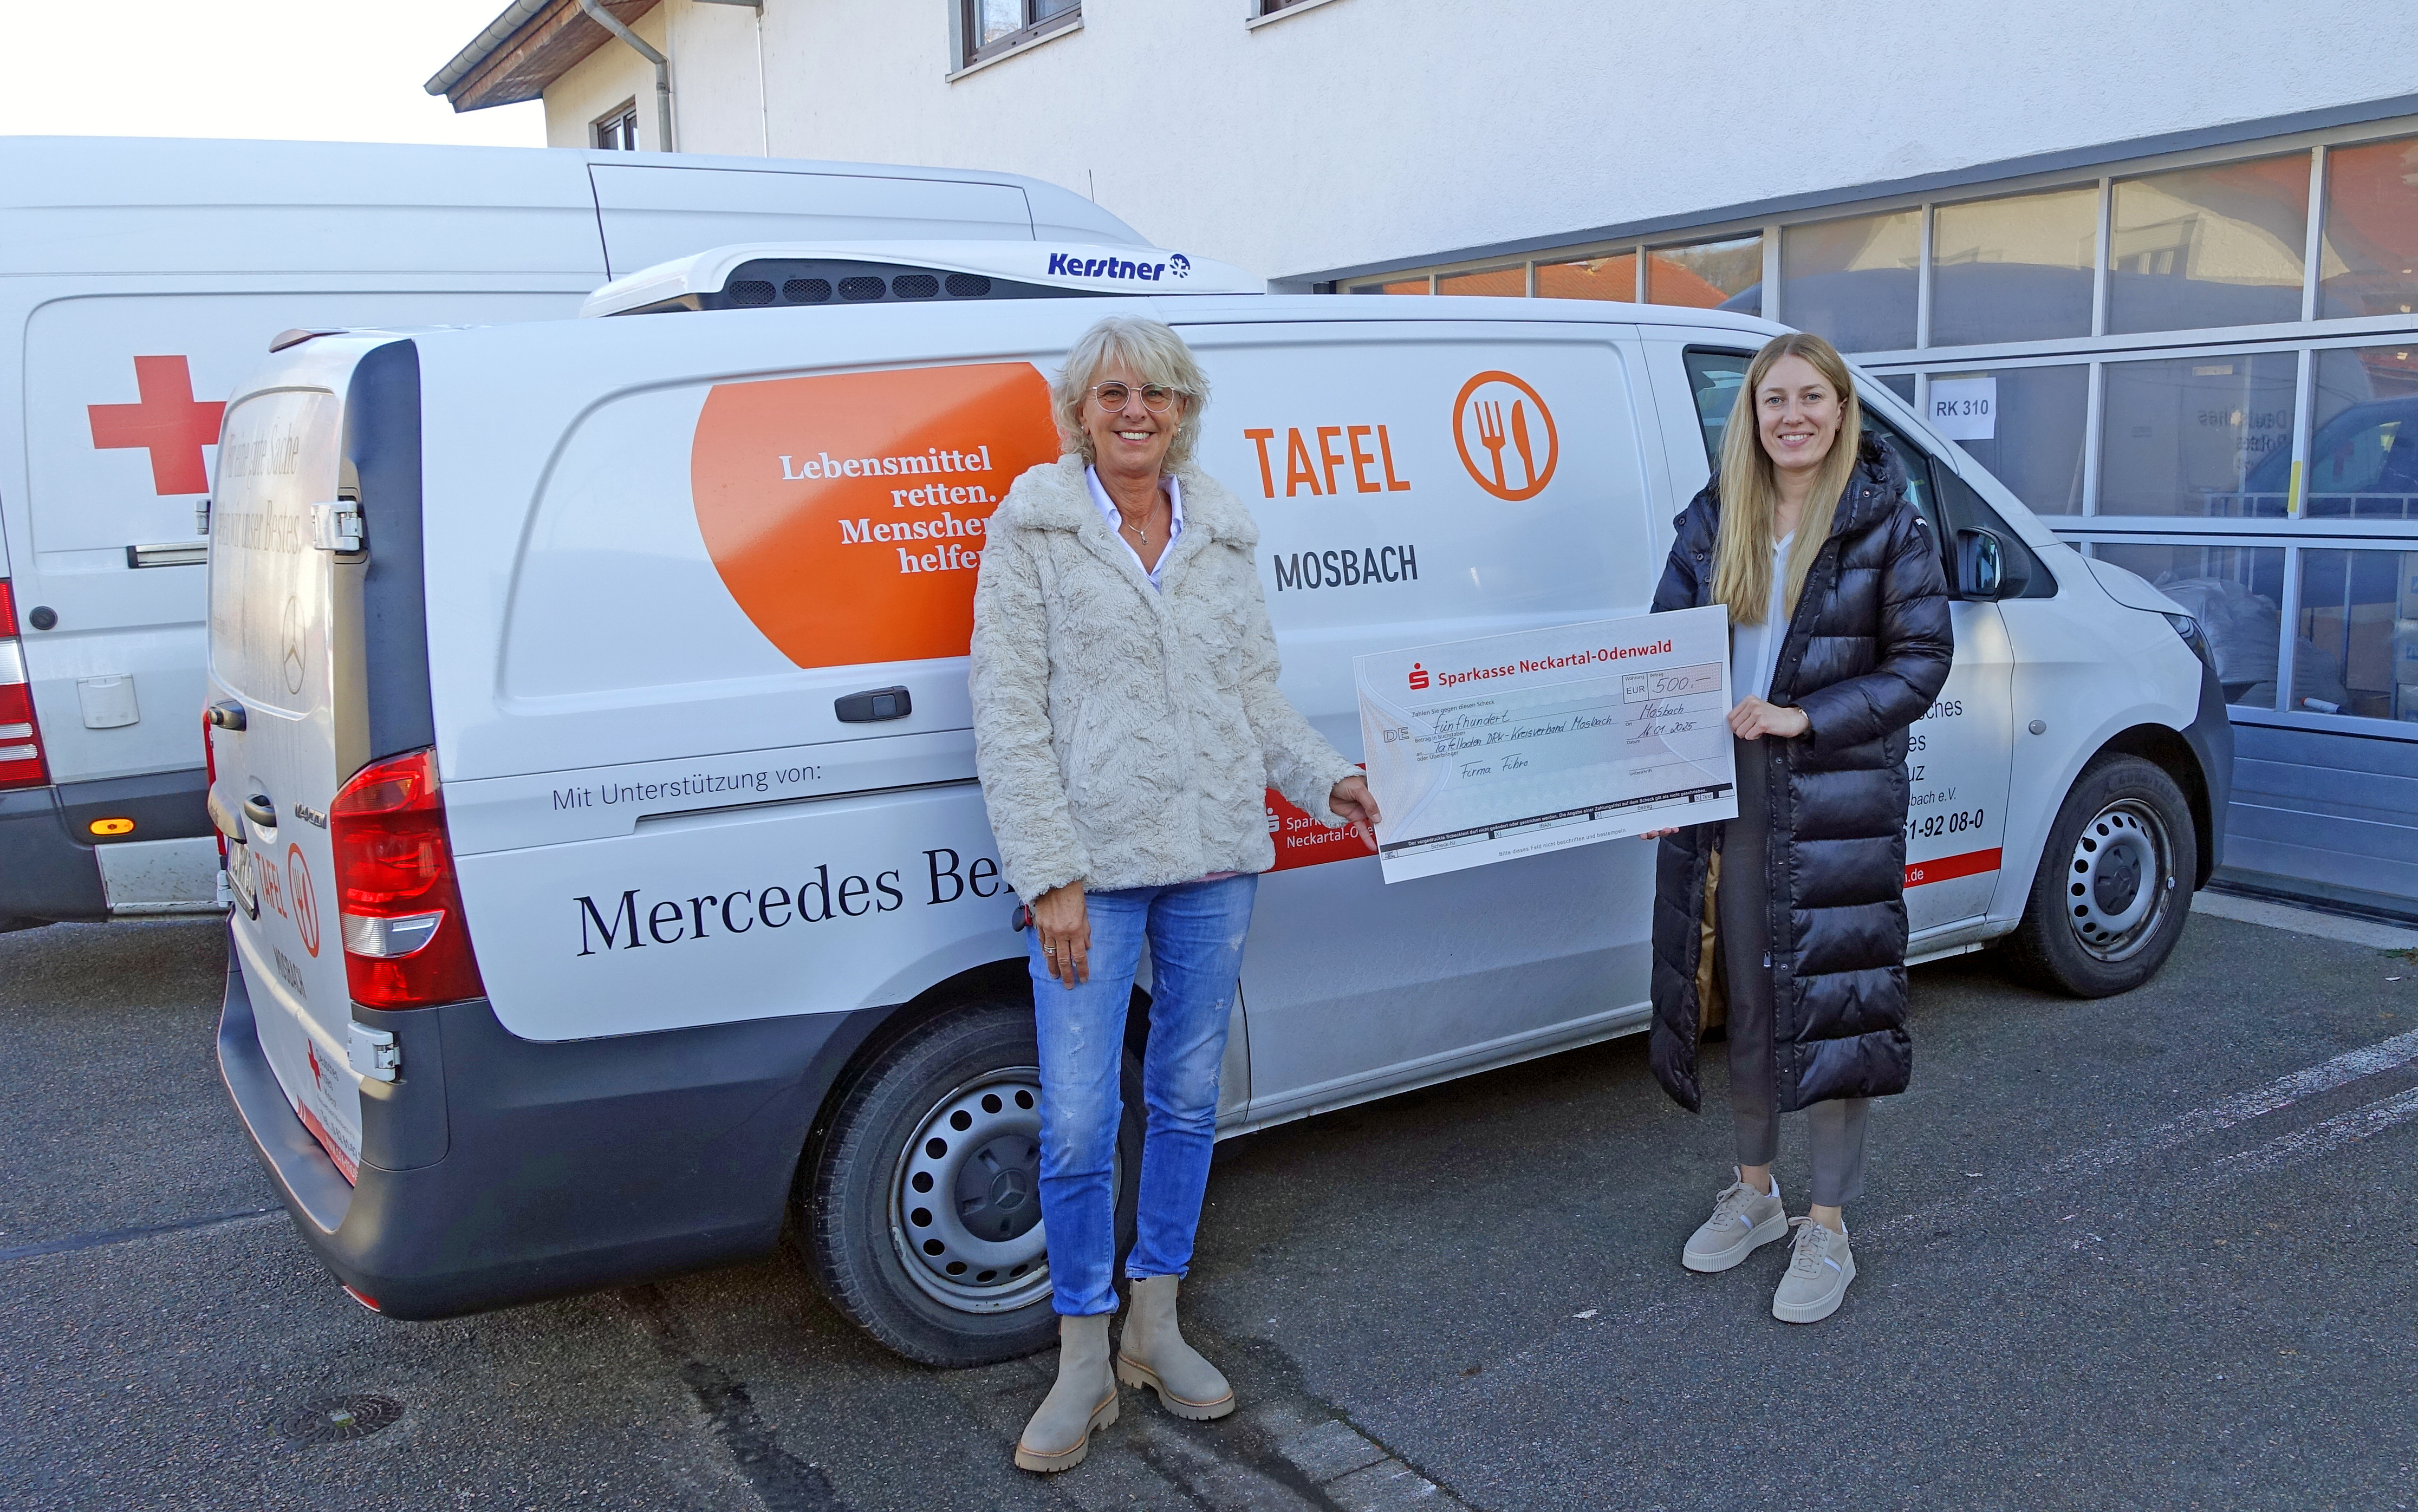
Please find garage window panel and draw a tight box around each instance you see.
[2294,547,2418,723]
[2318,135,2418,321]
[1536,251,1639,302]
[1647,234,1761,315]
[1929,187,2098,348]
[1436,266,1527,297]
[1931,364,2090,516]
[2090,542,2287,708]
[2108,155,2311,335]
[1780,211,1918,355]
[2097,352,2299,518]
[2306,344,2418,518]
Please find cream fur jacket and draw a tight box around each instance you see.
[969,456,1357,901]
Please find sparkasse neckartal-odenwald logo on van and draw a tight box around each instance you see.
[690,363,1060,669]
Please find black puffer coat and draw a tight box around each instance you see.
[1647,433,1954,1114]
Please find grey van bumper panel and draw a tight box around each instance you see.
[0,768,209,922]
[217,930,889,1320]
[2181,660,2234,882]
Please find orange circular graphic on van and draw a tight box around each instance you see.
[286,843,320,958]
[1452,371,1558,501]
[691,363,1061,670]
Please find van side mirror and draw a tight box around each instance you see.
[1953,528,2029,599]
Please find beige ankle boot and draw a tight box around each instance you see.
[1115,1275,1235,1420]
[1014,1313,1118,1474]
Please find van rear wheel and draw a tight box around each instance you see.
[2005,754,2194,997]
[802,996,1140,1367]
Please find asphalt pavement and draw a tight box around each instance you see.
[3,903,2414,1511]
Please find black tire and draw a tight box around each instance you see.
[2005,753,2195,997]
[802,996,1141,1367]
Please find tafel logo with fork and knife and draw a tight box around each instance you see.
[1452,371,1559,502]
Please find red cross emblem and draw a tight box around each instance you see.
[87,356,226,496]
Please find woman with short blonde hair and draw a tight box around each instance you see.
[970,315,1380,1472]
[1643,330,1952,1324]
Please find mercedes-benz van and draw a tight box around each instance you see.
[210,241,2230,1365]
[0,137,1140,930]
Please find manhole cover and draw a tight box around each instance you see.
[277,1394,402,1443]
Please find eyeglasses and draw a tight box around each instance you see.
[1088,382,1180,413]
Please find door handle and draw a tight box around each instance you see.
[242,793,277,830]
[207,789,246,844]
[206,700,247,731]
[835,686,912,723]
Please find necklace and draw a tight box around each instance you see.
[1117,501,1160,548]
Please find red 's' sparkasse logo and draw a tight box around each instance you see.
[1407,662,1430,690]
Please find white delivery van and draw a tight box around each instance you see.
[0,138,1140,930]
[210,243,2231,1365]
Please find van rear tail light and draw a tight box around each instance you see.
[329,747,485,1009]
[0,584,47,791]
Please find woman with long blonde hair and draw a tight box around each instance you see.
[1641,331,1952,1323]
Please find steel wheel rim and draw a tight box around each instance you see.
[2063,798,2173,963]
[888,1067,1057,1314]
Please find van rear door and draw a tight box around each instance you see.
[206,363,363,1178]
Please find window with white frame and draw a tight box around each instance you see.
[961,0,1079,68]
[593,101,640,151]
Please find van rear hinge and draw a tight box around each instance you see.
[311,502,363,553]
[347,1022,400,1082]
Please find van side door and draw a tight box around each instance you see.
[1174,318,1665,1127]
[1649,342,2014,941]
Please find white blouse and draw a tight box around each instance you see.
[1086,466,1185,589]
[1731,531,1795,702]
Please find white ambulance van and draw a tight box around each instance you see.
[0,138,1138,930]
[210,242,2231,1365]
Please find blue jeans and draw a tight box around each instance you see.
[1030,872,1257,1317]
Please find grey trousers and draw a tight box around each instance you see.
[1718,734,1870,1207]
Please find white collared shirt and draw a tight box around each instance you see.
[1087,465,1184,589]
[1731,531,1795,701]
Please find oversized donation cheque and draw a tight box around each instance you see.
[1354,605,1739,883]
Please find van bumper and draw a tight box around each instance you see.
[2181,660,2234,883]
[216,927,887,1320]
[0,767,213,923]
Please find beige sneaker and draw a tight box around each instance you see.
[1681,1171,1788,1273]
[1771,1218,1855,1323]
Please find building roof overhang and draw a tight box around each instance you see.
[425,0,660,113]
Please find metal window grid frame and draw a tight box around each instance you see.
[2072,531,2417,741]
[1341,115,2418,744]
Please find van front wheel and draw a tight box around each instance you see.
[802,996,1141,1367]
[2005,754,2194,997]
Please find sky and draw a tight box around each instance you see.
[5,1,547,147]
